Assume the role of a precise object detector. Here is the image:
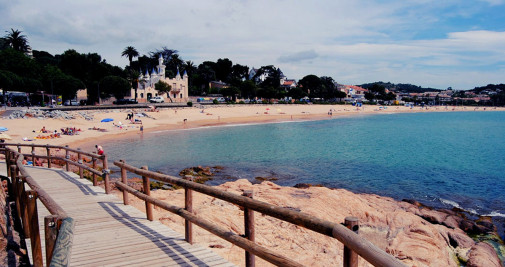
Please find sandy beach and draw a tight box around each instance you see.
[1,104,502,150]
[1,104,504,266]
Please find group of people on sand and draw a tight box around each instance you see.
[61,127,81,135]
[34,126,61,139]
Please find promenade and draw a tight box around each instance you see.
[5,163,234,266]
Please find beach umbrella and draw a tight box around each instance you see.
[0,133,12,140]
[0,127,8,132]
[101,118,114,122]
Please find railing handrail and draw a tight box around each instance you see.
[114,160,406,267]
[10,150,67,217]
[1,144,108,266]
[1,143,405,267]
[3,143,104,159]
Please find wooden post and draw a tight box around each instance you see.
[243,190,255,267]
[10,165,23,234]
[65,145,70,171]
[92,158,98,186]
[31,151,36,166]
[343,217,359,267]
[184,176,193,244]
[120,160,129,205]
[26,190,43,267]
[46,145,51,168]
[141,166,153,221]
[44,215,61,266]
[102,154,110,194]
[77,148,83,179]
[5,150,10,178]
[18,177,30,238]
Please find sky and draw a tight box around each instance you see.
[1,0,505,90]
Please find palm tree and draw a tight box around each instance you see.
[121,46,139,66]
[4,29,30,53]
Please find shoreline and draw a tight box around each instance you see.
[1,104,503,151]
[66,105,505,150]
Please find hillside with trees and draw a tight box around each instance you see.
[359,82,442,93]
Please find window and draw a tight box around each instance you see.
[180,93,183,98]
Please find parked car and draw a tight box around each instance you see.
[113,98,138,105]
[63,100,79,106]
[149,96,165,103]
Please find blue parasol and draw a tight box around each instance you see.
[0,127,8,132]
[101,118,114,122]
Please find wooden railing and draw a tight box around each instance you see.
[1,144,406,267]
[1,143,109,267]
[114,160,407,267]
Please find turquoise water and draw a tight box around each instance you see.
[104,111,505,220]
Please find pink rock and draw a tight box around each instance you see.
[467,242,501,267]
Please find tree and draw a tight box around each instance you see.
[4,29,30,53]
[154,80,171,95]
[287,87,307,100]
[298,75,322,98]
[149,47,178,63]
[215,58,233,82]
[239,80,257,99]
[165,54,183,77]
[0,38,10,50]
[230,64,249,82]
[121,46,139,66]
[195,62,217,93]
[100,76,130,99]
[220,86,240,101]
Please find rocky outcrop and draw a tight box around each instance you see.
[116,179,502,267]
[467,242,501,267]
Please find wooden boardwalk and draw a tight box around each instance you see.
[14,165,235,267]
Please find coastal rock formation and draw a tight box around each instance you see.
[117,179,501,267]
[467,242,501,267]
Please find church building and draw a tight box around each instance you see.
[132,56,189,103]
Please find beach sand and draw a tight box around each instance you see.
[2,104,501,151]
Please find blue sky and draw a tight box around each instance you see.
[1,0,504,89]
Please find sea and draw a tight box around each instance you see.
[103,111,505,235]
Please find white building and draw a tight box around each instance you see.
[133,56,189,103]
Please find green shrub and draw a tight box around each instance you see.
[213,99,219,104]
[187,101,193,107]
[238,101,245,104]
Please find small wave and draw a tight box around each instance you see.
[439,198,478,215]
[485,211,505,218]
[440,198,461,208]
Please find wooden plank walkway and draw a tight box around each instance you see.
[12,164,235,267]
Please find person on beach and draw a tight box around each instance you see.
[95,145,104,155]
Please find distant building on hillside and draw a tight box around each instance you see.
[281,79,297,89]
[209,81,229,90]
[132,56,188,103]
[336,84,368,102]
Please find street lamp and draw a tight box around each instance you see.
[41,91,45,107]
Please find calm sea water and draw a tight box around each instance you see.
[103,111,505,221]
